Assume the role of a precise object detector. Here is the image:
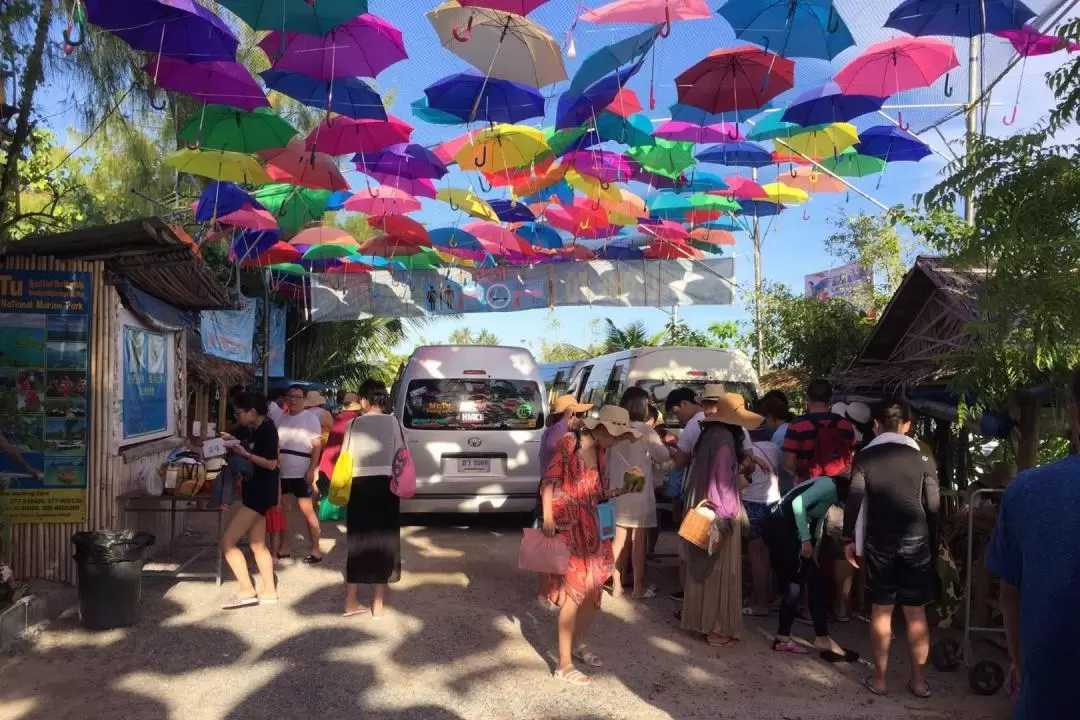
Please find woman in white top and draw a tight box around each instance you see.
[341,379,404,619]
[609,387,673,599]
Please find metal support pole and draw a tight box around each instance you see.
[751,170,764,376]
[262,270,271,396]
[964,35,981,225]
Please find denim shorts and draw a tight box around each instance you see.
[743,500,776,541]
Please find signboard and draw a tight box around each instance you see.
[201,295,256,363]
[0,270,91,524]
[122,325,168,438]
[804,262,873,302]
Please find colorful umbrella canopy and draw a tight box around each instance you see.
[260,71,386,120]
[326,191,354,211]
[218,206,278,230]
[305,115,413,155]
[369,215,431,245]
[429,227,487,253]
[290,226,358,247]
[994,24,1080,56]
[582,0,711,25]
[144,58,268,110]
[456,125,548,173]
[853,126,931,162]
[427,1,566,88]
[434,129,483,164]
[782,123,860,158]
[411,97,466,125]
[760,182,809,205]
[512,162,569,197]
[488,199,536,223]
[700,217,746,232]
[302,244,360,262]
[424,73,545,124]
[834,38,960,97]
[343,187,422,215]
[718,0,855,60]
[781,83,885,126]
[178,106,296,153]
[738,199,786,216]
[653,121,742,144]
[885,0,1034,38]
[689,193,740,213]
[437,188,500,221]
[671,102,768,125]
[645,240,704,260]
[596,244,644,261]
[259,14,407,79]
[568,25,659,96]
[195,181,257,221]
[216,0,365,35]
[252,184,331,229]
[676,47,795,115]
[627,139,696,179]
[367,173,438,199]
[261,140,349,191]
[696,142,772,168]
[819,148,887,177]
[324,259,376,274]
[647,193,693,219]
[638,220,690,242]
[355,143,449,180]
[164,148,270,184]
[88,0,239,62]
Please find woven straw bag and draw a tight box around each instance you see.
[678,501,717,551]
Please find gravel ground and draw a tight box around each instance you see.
[0,515,1009,720]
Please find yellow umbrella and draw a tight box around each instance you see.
[760,182,810,205]
[602,190,648,226]
[565,169,622,202]
[780,122,859,159]
[164,148,270,185]
[436,188,500,221]
[432,248,478,267]
[456,124,549,173]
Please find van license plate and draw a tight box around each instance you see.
[459,458,490,473]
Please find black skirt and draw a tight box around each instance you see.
[346,475,401,584]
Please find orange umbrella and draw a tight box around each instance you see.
[785,167,847,194]
[513,162,568,197]
[368,214,430,245]
[260,139,348,191]
[485,156,555,188]
[289,226,357,246]
[689,227,737,246]
[558,244,595,261]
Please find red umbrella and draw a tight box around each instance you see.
[304,115,413,156]
[606,88,642,118]
[368,214,431,246]
[644,240,702,259]
[464,221,537,256]
[685,209,722,224]
[325,260,375,274]
[355,235,424,257]
[260,139,349,191]
[676,46,795,114]
[771,151,812,166]
[241,241,300,267]
[217,206,278,230]
[558,244,595,261]
[638,220,688,242]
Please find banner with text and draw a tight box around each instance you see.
[0,270,91,524]
[122,325,168,438]
[310,258,736,322]
[201,295,256,363]
[804,263,873,303]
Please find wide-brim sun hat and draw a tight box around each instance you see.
[582,405,642,439]
[845,401,871,426]
[700,383,727,401]
[702,392,764,431]
[552,395,593,415]
[304,390,328,408]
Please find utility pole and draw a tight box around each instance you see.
[964,35,980,225]
[751,167,765,377]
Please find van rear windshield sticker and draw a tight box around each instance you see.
[405,379,542,431]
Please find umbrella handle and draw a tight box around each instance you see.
[760,35,770,54]
[802,206,810,221]
[474,143,488,168]
[943,73,953,98]
[62,21,84,53]
[600,180,610,190]
[896,111,910,132]
[1002,105,1018,126]
[150,89,168,111]
[727,126,738,140]
[826,5,840,34]
[659,7,672,38]
[477,174,493,193]
[453,16,474,43]
[790,165,798,178]
[592,196,602,211]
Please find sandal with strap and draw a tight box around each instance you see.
[554,666,591,686]
[572,646,603,667]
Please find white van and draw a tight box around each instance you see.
[392,345,547,513]
[539,360,585,405]
[564,347,759,427]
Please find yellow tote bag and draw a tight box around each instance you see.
[328,419,354,507]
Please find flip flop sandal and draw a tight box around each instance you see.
[772,639,811,654]
[572,646,603,667]
[907,681,931,699]
[342,607,369,618]
[258,596,279,605]
[302,555,323,564]
[706,635,741,648]
[553,667,591,686]
[632,587,657,600]
[221,595,259,610]
[862,677,888,696]
[820,649,860,663]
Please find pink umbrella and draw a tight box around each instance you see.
[464,221,536,256]
[289,226,358,247]
[217,206,278,230]
[712,175,768,200]
[459,0,550,12]
[142,58,267,110]
[994,24,1080,56]
[582,0,711,35]
[260,14,408,79]
[566,150,632,183]
[343,187,421,215]
[433,129,482,165]
[369,214,431,246]
[304,115,413,156]
[638,220,688,242]
[366,172,438,199]
[260,139,349,191]
[653,121,743,143]
[834,38,959,100]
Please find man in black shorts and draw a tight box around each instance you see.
[842,399,940,698]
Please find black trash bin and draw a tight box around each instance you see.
[72,530,155,630]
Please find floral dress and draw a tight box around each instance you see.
[542,433,614,608]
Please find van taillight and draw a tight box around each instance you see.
[463,370,486,376]
[688,371,707,377]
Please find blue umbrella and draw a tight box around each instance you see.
[671,102,767,124]
[488,200,536,223]
[854,126,931,162]
[515,223,564,250]
[595,244,644,261]
[411,97,465,125]
[325,190,353,211]
[718,0,855,60]
[696,142,773,168]
[259,71,387,120]
[885,0,1035,37]
[677,172,729,193]
[428,227,486,253]
[424,73,545,124]
[196,181,257,221]
[595,112,654,147]
[647,194,692,220]
[746,111,813,141]
[701,218,746,232]
[521,180,574,206]
[568,25,660,97]
[556,58,645,130]
[87,0,239,62]
[230,229,280,261]
[738,199,787,217]
[781,82,885,126]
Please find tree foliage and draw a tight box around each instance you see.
[824,211,907,311]
[602,319,653,353]
[447,328,501,345]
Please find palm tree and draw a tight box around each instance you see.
[447,328,501,345]
[602,319,654,353]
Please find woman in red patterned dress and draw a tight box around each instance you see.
[541,406,640,686]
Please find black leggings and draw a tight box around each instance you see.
[763,512,829,638]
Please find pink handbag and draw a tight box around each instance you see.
[517,528,570,574]
[390,420,416,499]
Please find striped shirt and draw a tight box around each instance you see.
[782,411,855,483]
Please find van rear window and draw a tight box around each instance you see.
[638,380,759,428]
[404,379,543,431]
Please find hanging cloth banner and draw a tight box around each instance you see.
[310,258,735,322]
[200,295,256,363]
[254,300,287,377]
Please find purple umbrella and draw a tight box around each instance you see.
[652,120,743,144]
[86,0,238,61]
[353,143,448,180]
[366,172,438,199]
[566,150,632,184]
[781,82,885,126]
[260,14,407,80]
[143,58,268,110]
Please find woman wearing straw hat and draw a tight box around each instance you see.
[541,405,638,686]
[680,391,762,648]
[304,390,333,447]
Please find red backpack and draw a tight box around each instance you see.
[807,416,853,478]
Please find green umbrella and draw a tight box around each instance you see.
[178,106,297,153]
[689,240,726,254]
[819,148,886,178]
[595,112,654,148]
[301,244,356,260]
[647,193,692,219]
[253,183,330,230]
[269,263,308,276]
[543,126,589,158]
[689,193,741,213]
[393,248,442,271]
[216,0,364,35]
[627,139,696,180]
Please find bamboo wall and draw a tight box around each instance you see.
[0,255,183,583]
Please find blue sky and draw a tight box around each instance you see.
[38,1,1074,354]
